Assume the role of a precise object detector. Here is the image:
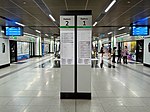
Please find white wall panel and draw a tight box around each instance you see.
[0,38,10,66]
[144,37,150,65]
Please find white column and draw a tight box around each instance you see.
[35,34,42,56]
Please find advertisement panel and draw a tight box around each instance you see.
[17,42,29,61]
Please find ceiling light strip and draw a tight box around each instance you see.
[15,22,25,27]
[93,22,98,26]
[9,0,43,25]
[106,0,143,26]
[108,32,112,35]
[49,14,56,22]
[115,33,127,37]
[105,0,116,13]
[118,27,125,30]
[35,30,41,33]
[45,34,48,36]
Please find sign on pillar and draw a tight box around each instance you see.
[60,10,92,99]
[77,16,92,93]
[60,16,75,94]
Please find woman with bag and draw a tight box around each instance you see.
[122,46,129,64]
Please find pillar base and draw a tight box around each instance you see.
[60,92,91,99]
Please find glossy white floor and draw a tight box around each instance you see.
[0,55,150,112]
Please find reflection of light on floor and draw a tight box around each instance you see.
[23,109,27,112]
[25,77,39,90]
[37,91,42,97]
[37,76,40,78]
[118,100,123,106]
[16,91,22,96]
[114,77,139,97]
[107,84,111,90]
[46,81,49,85]
[51,74,54,79]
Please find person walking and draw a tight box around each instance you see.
[122,46,129,64]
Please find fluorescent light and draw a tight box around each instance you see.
[118,27,125,30]
[108,32,112,35]
[115,33,127,37]
[45,34,48,36]
[1,30,4,33]
[15,22,25,27]
[35,30,41,33]
[105,0,116,13]
[93,22,98,26]
[49,14,56,21]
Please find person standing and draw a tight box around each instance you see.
[122,46,129,64]
[100,44,104,68]
[117,48,122,64]
[112,47,116,63]
[100,44,104,57]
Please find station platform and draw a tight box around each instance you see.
[0,55,150,112]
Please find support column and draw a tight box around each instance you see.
[60,10,92,99]
[35,34,42,57]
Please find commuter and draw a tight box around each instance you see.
[107,47,111,60]
[108,47,112,68]
[100,44,104,57]
[122,46,129,64]
[117,48,122,64]
[112,47,116,63]
[100,44,104,68]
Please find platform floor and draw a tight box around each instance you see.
[0,55,150,112]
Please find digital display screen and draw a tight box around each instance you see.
[130,26,149,36]
[4,27,23,36]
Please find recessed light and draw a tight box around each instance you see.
[23,1,26,4]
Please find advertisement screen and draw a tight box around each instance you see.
[17,42,29,61]
[124,41,136,61]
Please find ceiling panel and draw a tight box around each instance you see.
[0,0,16,8]
[87,0,109,21]
[43,0,66,22]
[0,0,150,35]
[67,0,87,10]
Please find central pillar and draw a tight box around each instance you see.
[60,10,92,99]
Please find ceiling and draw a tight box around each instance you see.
[0,0,150,37]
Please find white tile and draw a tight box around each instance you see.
[121,98,146,106]
[0,106,25,112]
[7,97,33,106]
[30,98,60,106]
[23,106,49,112]
[0,97,13,105]
[0,55,149,112]
[126,106,149,112]
[103,106,129,112]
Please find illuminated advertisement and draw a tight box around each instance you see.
[124,41,136,61]
[17,42,29,61]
